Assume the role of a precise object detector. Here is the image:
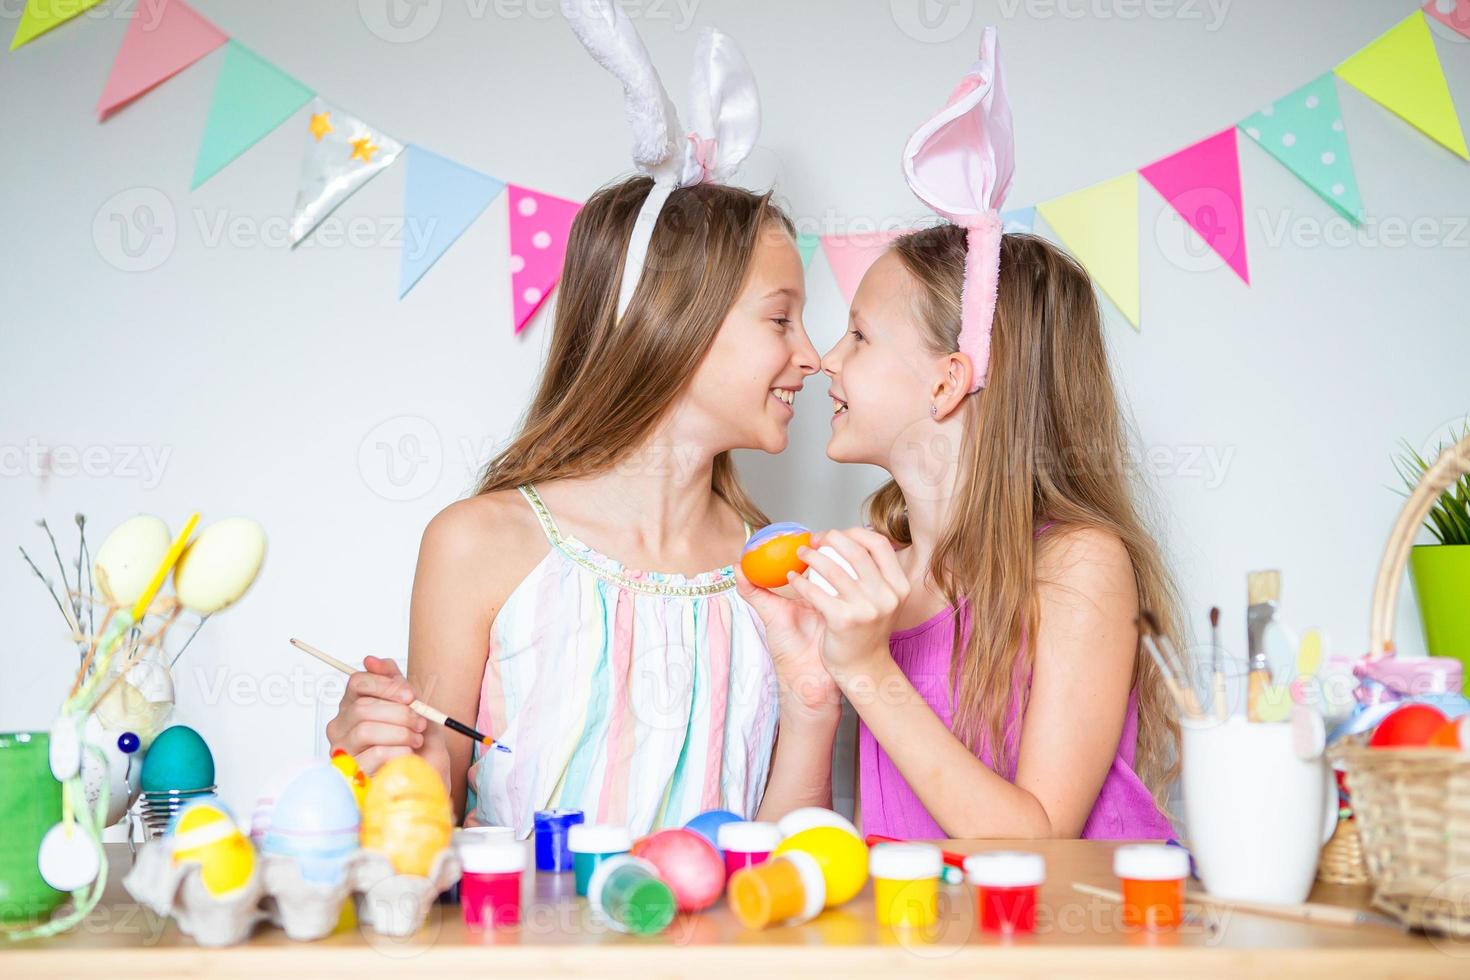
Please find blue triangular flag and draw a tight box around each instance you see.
[399,145,506,298]
[1001,207,1035,234]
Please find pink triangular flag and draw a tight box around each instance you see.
[1140,128,1249,284]
[1424,0,1470,40]
[819,230,906,303]
[96,0,226,120]
[507,184,581,334]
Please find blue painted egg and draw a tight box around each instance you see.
[261,763,361,884]
[140,725,215,792]
[684,809,743,851]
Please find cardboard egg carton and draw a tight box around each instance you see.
[123,839,461,945]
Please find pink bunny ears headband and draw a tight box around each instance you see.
[561,0,760,320]
[902,27,1015,392]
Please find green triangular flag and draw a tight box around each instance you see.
[193,42,313,189]
[10,0,105,50]
[796,231,820,268]
[1239,73,1364,225]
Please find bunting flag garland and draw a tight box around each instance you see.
[399,146,506,298]
[192,42,313,189]
[1335,11,1468,160]
[1423,0,1470,41]
[1001,207,1036,234]
[288,98,403,246]
[12,3,1470,335]
[819,230,907,303]
[1037,174,1140,329]
[507,185,582,334]
[10,0,104,50]
[96,0,226,120]
[1239,73,1364,225]
[1140,128,1249,284]
[795,231,821,269]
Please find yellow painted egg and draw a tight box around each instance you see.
[172,517,266,615]
[773,826,868,907]
[360,755,452,877]
[94,515,172,606]
[170,802,256,897]
[329,748,371,810]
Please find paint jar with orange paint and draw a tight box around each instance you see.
[1113,844,1189,930]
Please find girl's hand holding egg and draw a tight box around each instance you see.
[324,656,447,782]
[788,529,910,681]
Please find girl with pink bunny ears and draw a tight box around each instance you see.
[740,28,1184,839]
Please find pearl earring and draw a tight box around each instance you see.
[929,404,937,418]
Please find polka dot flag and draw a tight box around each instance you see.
[507,184,582,335]
[1239,73,1364,226]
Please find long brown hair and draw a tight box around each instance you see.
[476,176,790,526]
[869,226,1183,803]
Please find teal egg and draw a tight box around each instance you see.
[140,725,215,792]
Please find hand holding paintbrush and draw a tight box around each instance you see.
[293,638,510,759]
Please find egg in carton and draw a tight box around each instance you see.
[350,754,459,937]
[257,761,364,940]
[122,800,266,947]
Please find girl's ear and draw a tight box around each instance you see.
[930,353,974,421]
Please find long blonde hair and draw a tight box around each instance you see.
[869,226,1183,802]
[476,176,789,525]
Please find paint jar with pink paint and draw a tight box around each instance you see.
[459,839,527,929]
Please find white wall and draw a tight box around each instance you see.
[4,0,1468,823]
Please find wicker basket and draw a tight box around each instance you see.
[1326,432,1470,936]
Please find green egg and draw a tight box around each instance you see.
[140,725,215,792]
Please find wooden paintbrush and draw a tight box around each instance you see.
[1209,606,1227,721]
[290,638,509,752]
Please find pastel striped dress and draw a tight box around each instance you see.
[465,484,779,839]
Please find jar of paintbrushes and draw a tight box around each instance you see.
[1139,601,1337,905]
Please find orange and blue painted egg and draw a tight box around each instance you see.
[741,522,811,589]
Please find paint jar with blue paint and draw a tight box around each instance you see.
[533,808,584,873]
[568,823,632,897]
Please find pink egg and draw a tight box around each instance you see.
[630,828,725,912]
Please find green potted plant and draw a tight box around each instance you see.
[1396,424,1470,693]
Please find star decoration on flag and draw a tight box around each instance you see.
[350,136,379,162]
[309,112,333,141]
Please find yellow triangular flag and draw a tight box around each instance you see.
[10,0,105,50]
[1037,173,1140,329]
[1335,11,1468,160]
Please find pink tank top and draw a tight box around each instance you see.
[857,600,1174,841]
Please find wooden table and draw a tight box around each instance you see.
[7,840,1462,977]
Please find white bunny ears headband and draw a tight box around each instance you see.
[560,0,760,319]
[902,27,1015,392]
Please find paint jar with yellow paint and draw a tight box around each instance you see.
[869,842,942,929]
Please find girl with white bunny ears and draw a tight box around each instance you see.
[327,1,841,835]
[741,28,1183,841]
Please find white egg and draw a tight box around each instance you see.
[94,660,175,747]
[172,518,266,615]
[93,515,172,607]
[82,713,138,827]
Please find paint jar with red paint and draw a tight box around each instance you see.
[964,851,1045,935]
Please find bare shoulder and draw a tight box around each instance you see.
[418,491,549,609]
[1035,525,1137,616]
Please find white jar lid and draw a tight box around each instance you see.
[454,825,515,848]
[717,820,782,853]
[963,850,1045,888]
[459,839,527,874]
[776,806,859,839]
[869,842,943,881]
[778,850,827,925]
[1112,844,1189,881]
[568,823,633,854]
